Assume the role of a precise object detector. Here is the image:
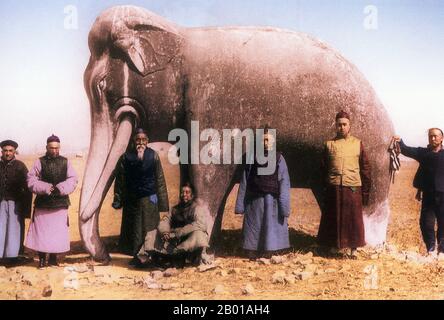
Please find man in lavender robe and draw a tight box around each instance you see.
[25,135,78,268]
[235,131,291,260]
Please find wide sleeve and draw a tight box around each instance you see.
[113,155,126,208]
[399,140,423,161]
[173,204,210,239]
[17,162,32,218]
[27,160,52,195]
[278,156,291,218]
[234,166,248,214]
[359,142,372,204]
[154,152,169,212]
[55,160,78,195]
[157,210,172,234]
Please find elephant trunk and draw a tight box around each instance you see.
[79,106,137,262]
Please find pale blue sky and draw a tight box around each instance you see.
[0,0,443,154]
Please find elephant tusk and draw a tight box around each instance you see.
[80,113,135,222]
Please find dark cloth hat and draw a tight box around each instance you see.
[336,110,351,121]
[134,128,148,136]
[0,140,18,149]
[47,134,60,144]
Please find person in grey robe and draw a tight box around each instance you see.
[235,131,291,260]
[137,182,212,267]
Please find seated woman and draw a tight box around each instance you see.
[136,183,212,267]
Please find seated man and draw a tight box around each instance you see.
[137,183,212,267]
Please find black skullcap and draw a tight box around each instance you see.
[335,110,351,121]
[0,140,18,149]
[47,134,60,143]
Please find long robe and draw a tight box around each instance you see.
[25,159,78,253]
[138,198,210,257]
[235,155,291,252]
[114,149,169,256]
[318,141,371,249]
[0,158,32,258]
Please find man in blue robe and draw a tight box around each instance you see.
[235,131,291,259]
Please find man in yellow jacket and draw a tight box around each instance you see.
[317,111,372,258]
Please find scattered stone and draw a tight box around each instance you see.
[164,268,179,277]
[271,271,286,284]
[198,263,218,272]
[161,284,174,291]
[404,252,428,264]
[271,255,287,264]
[42,285,52,298]
[284,275,296,284]
[64,277,80,290]
[304,264,318,272]
[213,284,225,294]
[242,284,255,295]
[293,271,313,281]
[217,270,228,277]
[385,244,398,254]
[16,288,41,300]
[21,278,33,287]
[151,270,164,280]
[228,268,241,275]
[246,271,257,278]
[303,252,314,259]
[146,282,160,290]
[73,264,90,273]
[324,268,336,274]
[300,258,313,265]
[314,269,325,276]
[370,254,379,260]
[183,288,194,295]
[141,275,156,286]
[258,258,271,265]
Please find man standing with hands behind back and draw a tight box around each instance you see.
[25,135,78,269]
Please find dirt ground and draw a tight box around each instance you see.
[2,151,444,300]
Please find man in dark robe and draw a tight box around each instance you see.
[112,129,169,265]
[0,140,32,266]
[394,128,444,259]
[318,111,372,258]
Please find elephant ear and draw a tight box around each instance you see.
[112,21,181,76]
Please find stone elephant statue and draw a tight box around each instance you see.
[80,5,394,262]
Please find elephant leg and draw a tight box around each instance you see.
[311,184,326,217]
[179,163,191,194]
[209,182,236,252]
[363,199,390,247]
[186,162,238,254]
